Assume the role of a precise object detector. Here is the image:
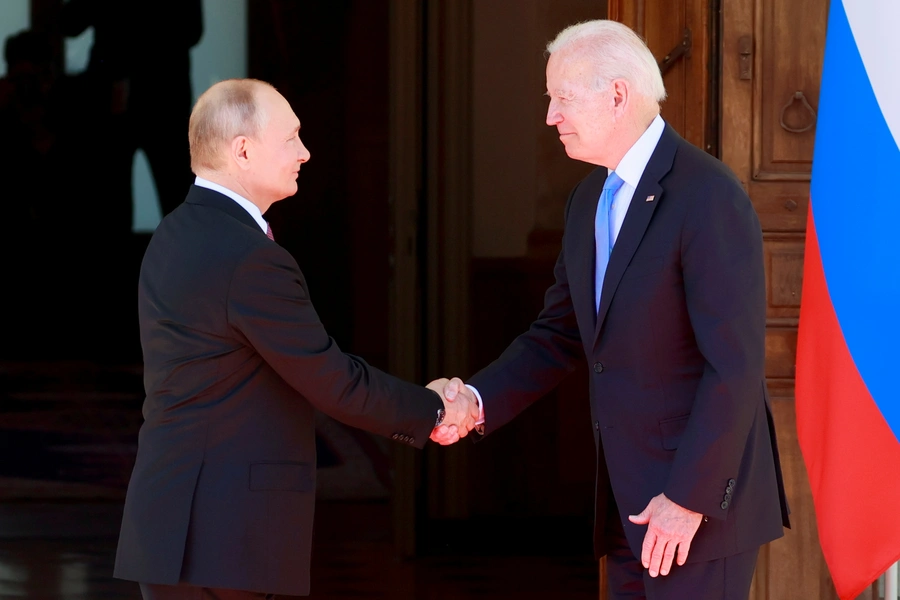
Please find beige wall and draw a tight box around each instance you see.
[471,0,606,258]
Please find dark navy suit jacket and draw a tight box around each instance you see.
[469,124,790,563]
[114,185,441,596]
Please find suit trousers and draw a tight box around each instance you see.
[140,582,301,600]
[603,489,759,600]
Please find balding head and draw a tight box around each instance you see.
[188,78,310,213]
[189,78,274,173]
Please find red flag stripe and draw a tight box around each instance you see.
[796,207,900,599]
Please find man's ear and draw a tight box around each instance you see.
[611,79,629,113]
[230,136,252,171]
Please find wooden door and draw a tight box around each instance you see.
[720,0,876,597]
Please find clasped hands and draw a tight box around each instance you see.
[426,377,480,445]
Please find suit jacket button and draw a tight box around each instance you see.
[392,434,399,440]
[409,437,415,444]
[726,485,734,494]
[728,478,736,487]
[593,362,604,374]
[721,501,729,510]
[595,421,600,431]
[724,493,732,502]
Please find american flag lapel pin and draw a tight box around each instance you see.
[645,195,655,202]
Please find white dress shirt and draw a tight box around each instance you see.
[194,176,268,234]
[607,114,665,245]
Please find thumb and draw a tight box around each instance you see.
[444,377,462,401]
[628,507,651,525]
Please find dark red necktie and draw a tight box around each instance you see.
[266,222,274,241]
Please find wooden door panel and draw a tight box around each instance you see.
[749,181,808,232]
[753,0,827,180]
[765,328,798,381]
[764,234,804,319]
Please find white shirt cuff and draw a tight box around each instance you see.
[465,384,485,425]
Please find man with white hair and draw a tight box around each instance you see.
[114,78,479,599]
[439,20,790,599]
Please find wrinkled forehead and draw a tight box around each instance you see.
[546,50,596,93]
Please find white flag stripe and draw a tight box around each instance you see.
[843,0,900,147]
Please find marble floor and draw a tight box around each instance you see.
[0,501,600,599]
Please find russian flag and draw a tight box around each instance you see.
[796,0,900,598]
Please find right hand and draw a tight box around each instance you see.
[426,377,479,445]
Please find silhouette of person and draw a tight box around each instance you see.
[62,0,203,232]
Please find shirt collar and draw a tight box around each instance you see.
[194,176,268,233]
[609,114,666,189]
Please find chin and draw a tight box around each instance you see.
[564,146,581,159]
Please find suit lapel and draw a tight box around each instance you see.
[568,172,608,343]
[593,125,680,346]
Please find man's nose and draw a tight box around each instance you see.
[546,102,562,126]
[298,141,311,163]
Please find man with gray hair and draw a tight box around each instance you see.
[114,78,479,599]
[434,20,790,599]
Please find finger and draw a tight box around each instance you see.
[445,377,463,401]
[461,412,477,430]
[434,424,457,441]
[436,433,458,445]
[441,425,460,445]
[429,425,453,444]
[430,432,450,444]
[640,530,656,570]
[648,536,667,577]
[659,539,678,576]
[628,507,651,525]
[676,538,691,566]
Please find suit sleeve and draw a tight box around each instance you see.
[225,243,442,448]
[467,188,586,434]
[663,176,767,519]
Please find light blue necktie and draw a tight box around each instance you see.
[595,171,624,312]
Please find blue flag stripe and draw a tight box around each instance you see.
[811,0,900,440]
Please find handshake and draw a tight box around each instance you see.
[426,377,481,445]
